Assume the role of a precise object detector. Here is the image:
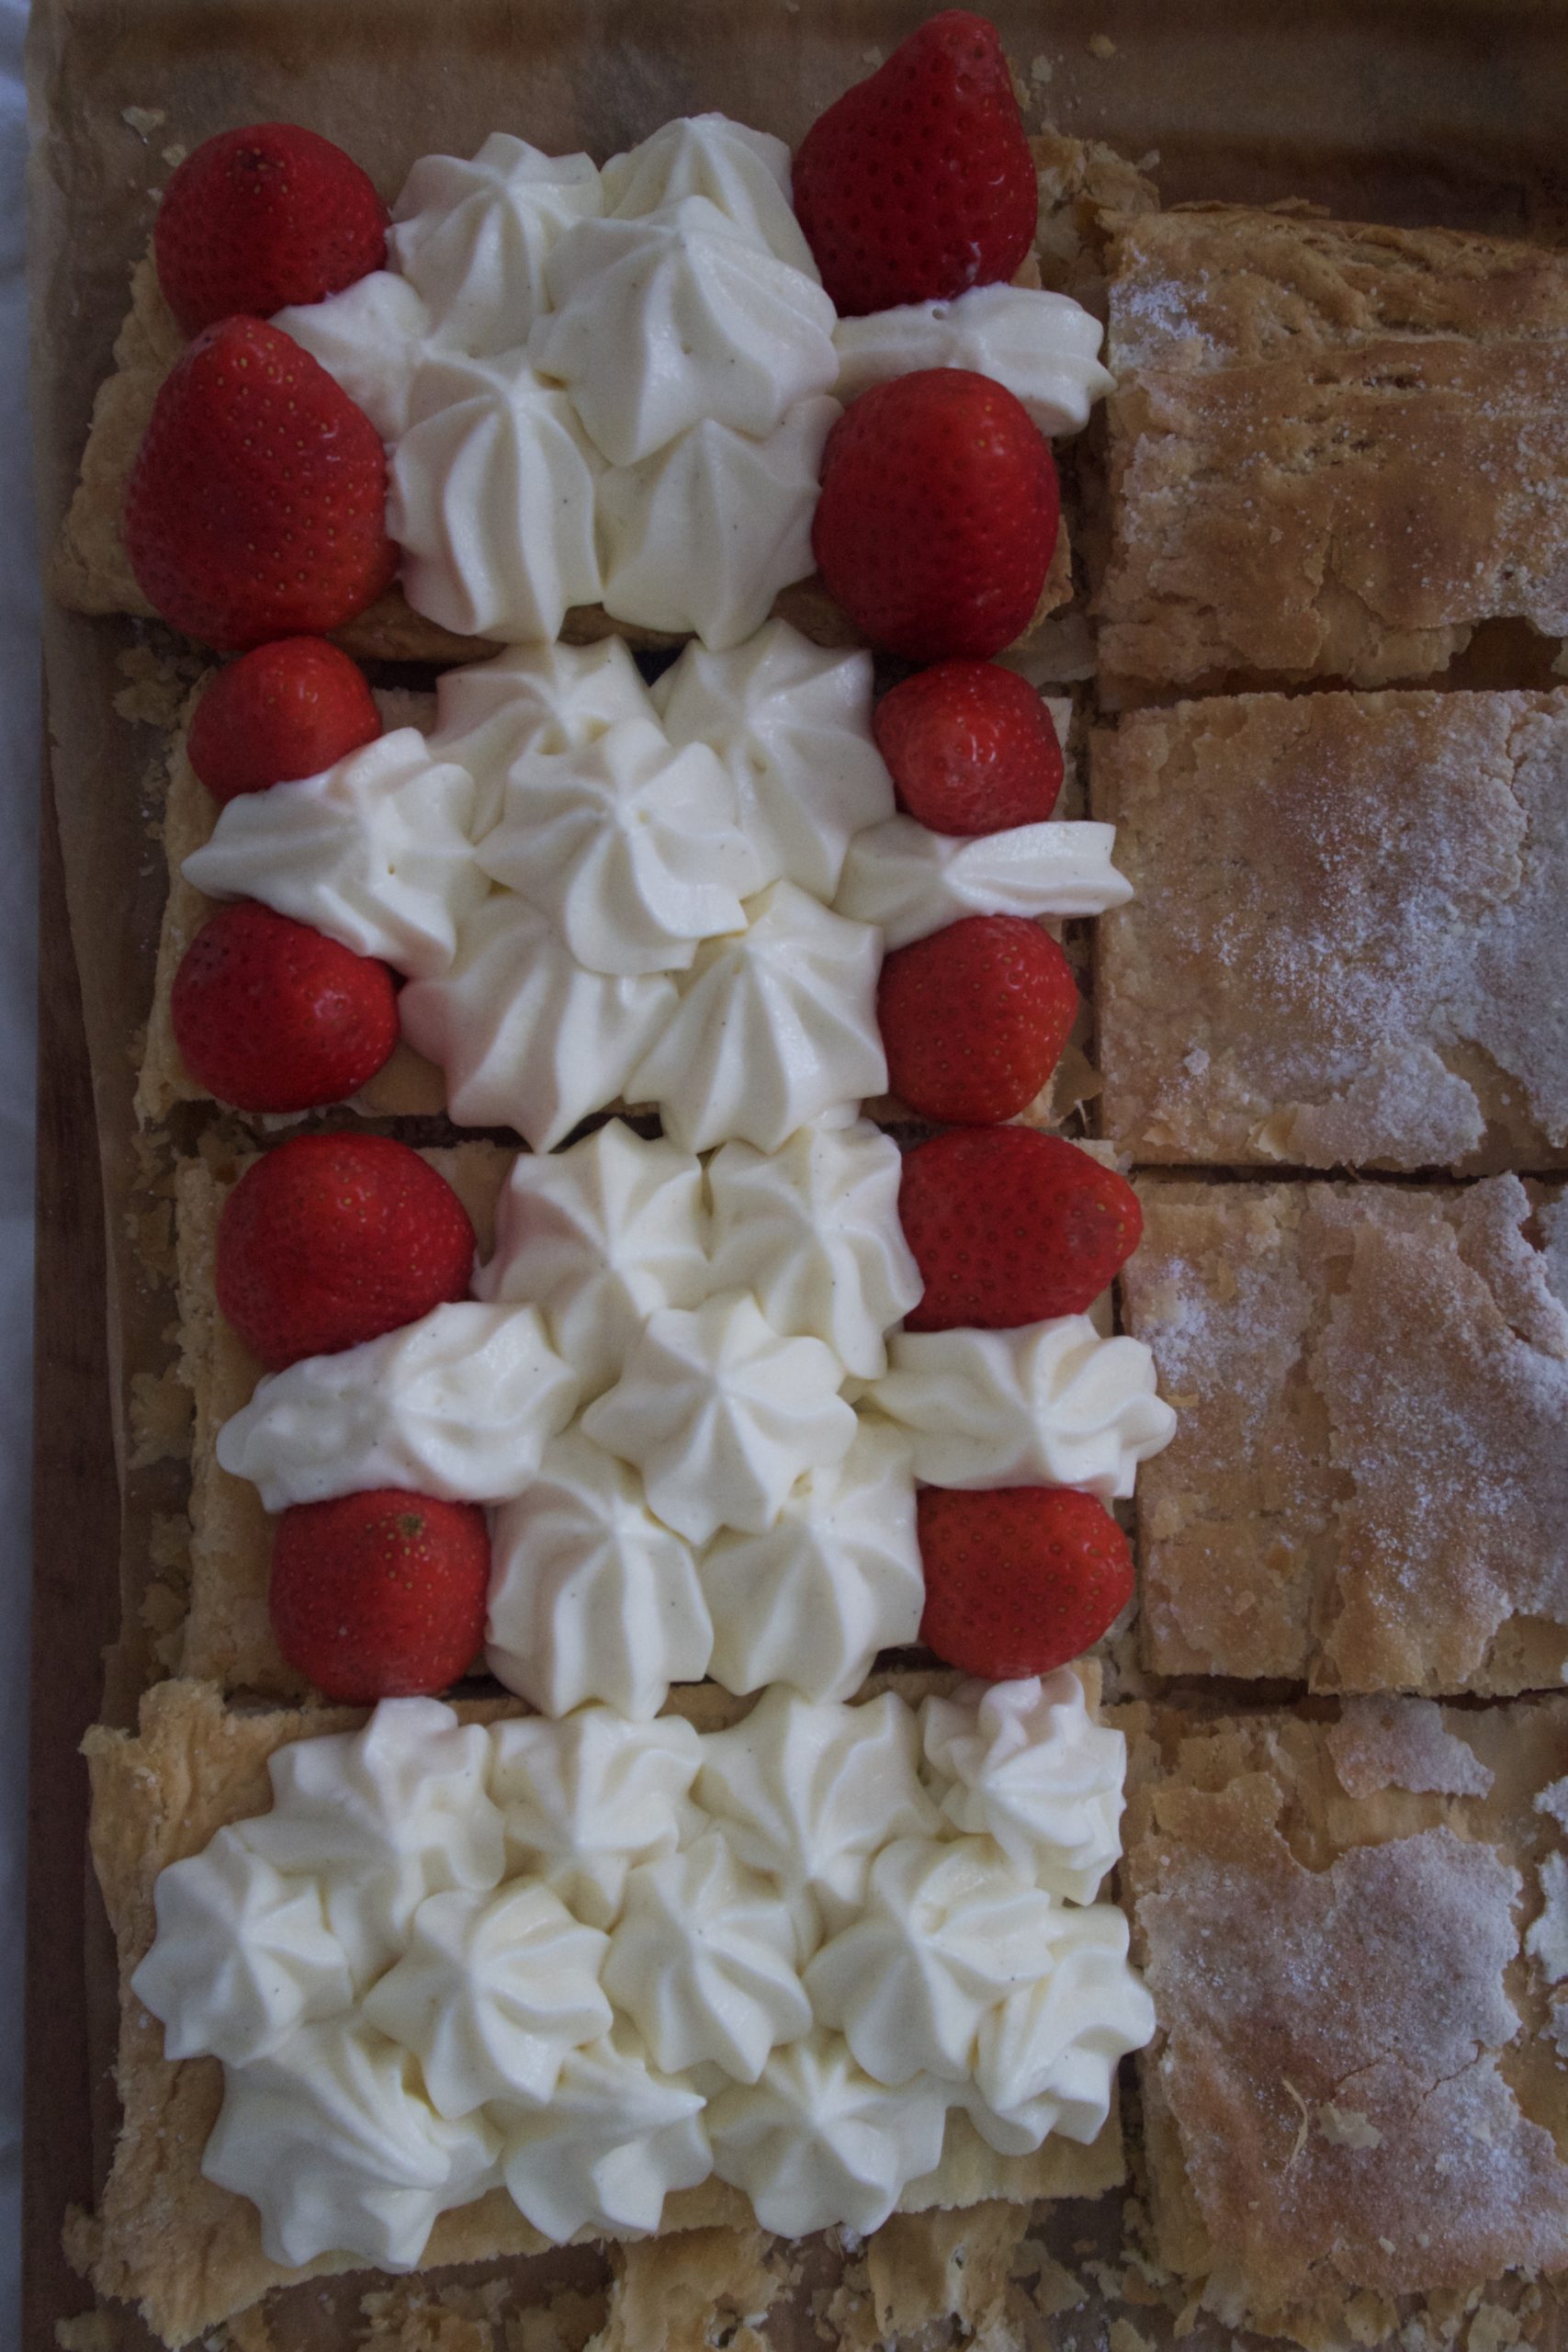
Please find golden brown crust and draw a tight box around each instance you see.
[85,1673,1122,2346]
[1120,1697,1568,2346]
[1092,688,1568,1171]
[175,1140,509,1696]
[1095,210,1568,692]
[1122,1175,1568,1692]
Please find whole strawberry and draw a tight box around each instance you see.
[900,1127,1144,1328]
[271,1488,491,1702]
[918,1485,1134,1678]
[813,370,1058,662]
[874,660,1064,835]
[171,900,399,1113]
[155,123,389,336]
[217,1134,477,1371]
[792,11,1037,315]
[878,913,1077,1125]
[124,316,396,650]
[188,638,382,805]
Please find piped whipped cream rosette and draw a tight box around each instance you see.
[215,1117,1176,1719]
[182,625,1130,1148]
[130,1672,1156,2264]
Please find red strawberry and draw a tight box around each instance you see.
[155,123,389,336]
[124,316,396,650]
[171,900,399,1113]
[188,638,382,805]
[217,1134,477,1371]
[874,660,1064,835]
[792,12,1037,315]
[918,1486,1134,1679]
[900,1128,1144,1329]
[270,1489,491,1702]
[878,913,1077,1125]
[813,371,1058,662]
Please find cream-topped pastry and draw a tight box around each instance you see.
[184,627,1128,1151]
[266,112,1111,653]
[131,1676,1154,2264]
[210,1119,1173,1720]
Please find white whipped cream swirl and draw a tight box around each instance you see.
[485,1433,715,1719]
[698,1420,924,1704]
[705,1121,919,1378]
[474,715,759,975]
[580,1291,855,1544]
[833,282,1114,436]
[217,1302,579,1510]
[920,1672,1127,1905]
[390,136,604,354]
[475,1121,709,1396]
[389,353,605,643]
[202,2019,500,2272]
[653,623,895,897]
[533,197,837,466]
[399,893,679,1151]
[184,729,484,979]
[595,397,839,651]
[706,2029,948,2237]
[835,815,1132,949]
[628,883,887,1152]
[602,1832,813,2081]
[805,1838,1065,2083]
[361,1883,612,2114]
[871,1319,1178,1499]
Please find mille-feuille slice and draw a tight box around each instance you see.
[1095,207,1568,698]
[1092,688,1568,1173]
[1121,1693,1568,2346]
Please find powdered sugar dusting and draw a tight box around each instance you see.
[1326,1699,1495,1800]
[1525,1851,1568,1983]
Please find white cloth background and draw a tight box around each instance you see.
[3,0,37,2336]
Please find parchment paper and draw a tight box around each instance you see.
[25,2,1568,2346]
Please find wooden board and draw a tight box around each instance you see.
[27,766,121,2349]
